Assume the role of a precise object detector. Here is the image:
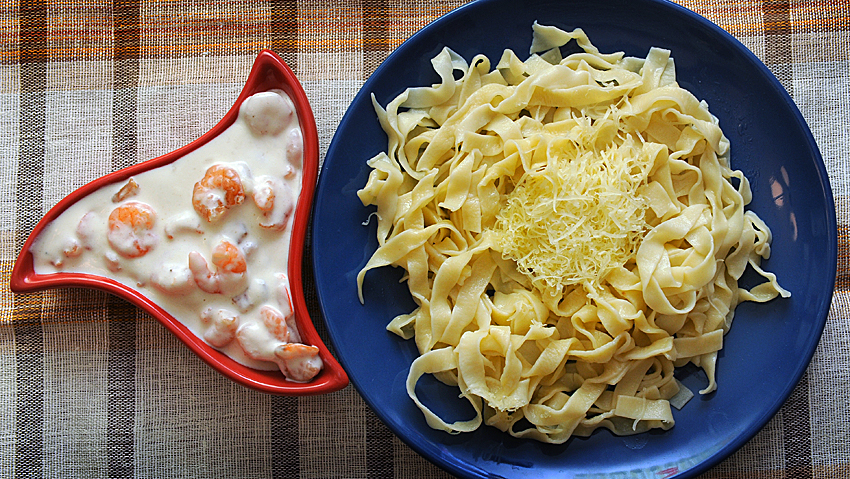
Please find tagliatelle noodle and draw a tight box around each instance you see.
[356,23,790,443]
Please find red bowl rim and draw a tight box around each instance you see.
[9,50,349,396]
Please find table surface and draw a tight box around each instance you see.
[2,0,848,478]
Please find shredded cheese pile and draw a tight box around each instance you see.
[495,123,652,296]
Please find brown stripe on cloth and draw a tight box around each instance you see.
[780,371,814,478]
[676,0,765,38]
[835,222,850,291]
[16,1,47,478]
[108,1,141,476]
[366,406,395,477]
[10,294,44,479]
[761,2,812,476]
[270,231,328,478]
[46,5,114,63]
[838,224,850,288]
[19,0,47,65]
[363,0,391,77]
[105,299,138,478]
[762,0,794,95]
[270,395,301,478]
[113,0,140,171]
[269,0,299,72]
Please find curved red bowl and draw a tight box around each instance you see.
[10,50,349,396]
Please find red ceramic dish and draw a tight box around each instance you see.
[10,50,349,396]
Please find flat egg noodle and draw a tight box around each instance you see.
[357,23,790,443]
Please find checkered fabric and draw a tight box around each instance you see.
[1,0,847,477]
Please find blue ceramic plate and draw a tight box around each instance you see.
[312,0,836,477]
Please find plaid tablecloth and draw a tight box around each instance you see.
[1,0,848,477]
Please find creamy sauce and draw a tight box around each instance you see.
[31,90,322,382]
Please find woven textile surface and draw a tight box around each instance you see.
[1,0,848,477]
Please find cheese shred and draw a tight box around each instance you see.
[494,123,653,296]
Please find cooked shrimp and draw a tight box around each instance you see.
[150,263,194,295]
[45,237,81,267]
[51,211,98,265]
[107,201,158,258]
[76,211,97,250]
[62,238,83,258]
[192,164,245,222]
[235,315,321,382]
[259,305,292,342]
[188,239,247,295]
[275,343,322,382]
[235,321,277,363]
[285,128,303,170]
[200,307,239,348]
[232,279,268,313]
[111,178,139,203]
[252,176,294,230]
[252,177,276,212]
[242,90,294,136]
[103,250,121,272]
[274,274,300,343]
[212,240,247,274]
[163,211,203,239]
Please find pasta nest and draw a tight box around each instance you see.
[356,23,789,444]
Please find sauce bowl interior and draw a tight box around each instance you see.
[10,50,349,396]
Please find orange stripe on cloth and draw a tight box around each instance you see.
[6,1,470,64]
[674,0,766,37]
[676,0,850,36]
[836,224,850,290]
[7,291,43,324]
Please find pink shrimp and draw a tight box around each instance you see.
[242,90,294,136]
[76,211,97,250]
[275,343,322,382]
[234,302,320,382]
[285,128,303,170]
[188,240,247,295]
[111,178,140,203]
[260,305,291,343]
[275,274,294,315]
[48,238,82,267]
[200,307,239,348]
[274,274,300,343]
[150,264,195,295]
[52,211,97,266]
[107,201,158,258]
[252,176,294,230]
[62,239,83,258]
[192,164,246,222]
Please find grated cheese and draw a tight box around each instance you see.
[493,118,654,297]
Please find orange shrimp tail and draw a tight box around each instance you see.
[108,202,156,231]
[211,240,247,274]
[192,165,246,222]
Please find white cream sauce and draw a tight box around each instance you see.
[31,90,322,381]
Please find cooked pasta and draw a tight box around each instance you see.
[356,23,789,443]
